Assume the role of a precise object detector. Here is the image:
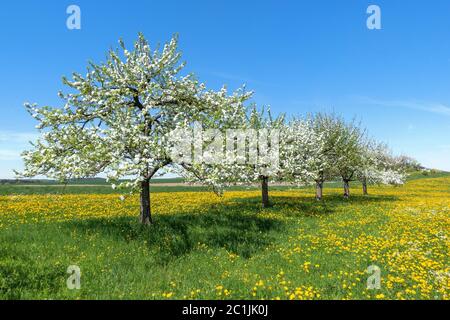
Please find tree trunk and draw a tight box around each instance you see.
[261,176,270,208]
[315,180,323,200]
[362,178,368,195]
[343,180,350,198]
[139,179,152,225]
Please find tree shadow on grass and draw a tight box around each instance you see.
[61,204,284,265]
[58,192,398,265]
[228,193,399,218]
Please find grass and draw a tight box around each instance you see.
[0,173,449,300]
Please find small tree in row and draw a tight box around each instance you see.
[180,106,283,208]
[284,114,406,199]
[282,116,329,200]
[356,141,405,195]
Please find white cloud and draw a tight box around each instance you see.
[354,97,450,117]
[0,131,36,161]
[423,103,450,117]
[0,131,37,178]
[0,131,39,143]
[0,149,21,161]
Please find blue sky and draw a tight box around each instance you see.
[1,0,450,178]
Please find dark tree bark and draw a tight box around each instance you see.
[315,180,323,200]
[343,180,350,198]
[261,176,270,208]
[362,178,368,195]
[139,178,152,225]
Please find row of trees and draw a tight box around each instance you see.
[180,108,411,208]
[19,34,417,224]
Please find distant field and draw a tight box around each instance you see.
[0,171,448,195]
[0,177,185,185]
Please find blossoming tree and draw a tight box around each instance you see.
[180,105,283,208]
[19,34,250,225]
[327,116,366,198]
[282,116,328,200]
[306,113,343,200]
[356,141,405,195]
[242,106,284,207]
